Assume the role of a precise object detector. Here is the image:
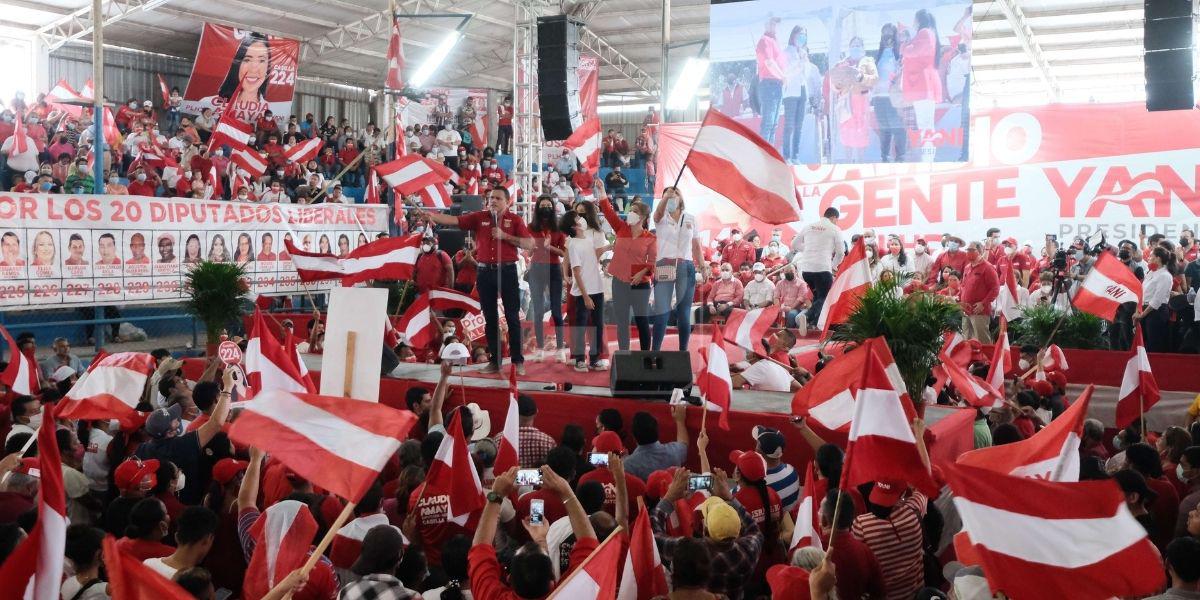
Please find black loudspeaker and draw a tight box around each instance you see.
[436,227,467,257]
[537,16,583,141]
[1144,0,1194,111]
[610,350,693,398]
[456,194,484,213]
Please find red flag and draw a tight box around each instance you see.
[841,348,938,495]
[1115,326,1161,428]
[817,239,871,334]
[101,535,194,600]
[958,385,1093,481]
[283,137,324,164]
[0,324,39,396]
[697,322,733,429]
[230,145,267,178]
[207,164,223,199]
[551,531,624,599]
[1041,344,1070,371]
[420,411,485,525]
[429,287,481,314]
[416,182,453,208]
[494,365,521,474]
[1072,253,1143,321]
[617,504,668,600]
[563,118,601,172]
[364,169,382,204]
[723,307,780,357]
[386,16,405,90]
[58,352,155,419]
[45,79,88,104]
[100,107,120,146]
[503,178,521,201]
[986,317,1013,393]
[11,111,31,156]
[394,102,408,157]
[0,403,67,600]
[375,154,457,193]
[157,74,171,106]
[788,461,823,553]
[945,462,1165,600]
[469,107,488,149]
[285,234,421,285]
[683,108,802,224]
[243,500,319,600]
[939,330,971,367]
[208,105,254,152]
[228,391,416,502]
[245,309,314,397]
[397,296,438,349]
[943,357,1004,409]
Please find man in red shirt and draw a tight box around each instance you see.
[337,143,360,186]
[577,431,647,517]
[262,134,286,169]
[418,187,533,375]
[571,167,596,199]
[960,241,999,343]
[984,227,1005,266]
[496,97,513,154]
[413,234,454,292]
[255,110,279,139]
[127,167,159,197]
[453,237,478,295]
[926,235,968,284]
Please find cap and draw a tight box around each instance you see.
[592,430,625,454]
[752,262,765,272]
[118,411,149,432]
[114,458,160,492]
[1004,237,1018,246]
[729,450,768,483]
[1028,379,1054,398]
[697,496,741,540]
[212,458,249,485]
[869,479,906,507]
[517,394,537,417]
[1047,370,1068,391]
[145,404,183,438]
[766,564,811,600]
[465,403,491,441]
[752,426,785,458]
[646,468,677,499]
[15,458,40,478]
[51,365,76,383]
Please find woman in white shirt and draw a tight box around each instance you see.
[651,186,704,352]
[564,212,607,372]
[1137,246,1174,352]
[877,235,913,287]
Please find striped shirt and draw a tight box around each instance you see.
[851,491,928,600]
[765,463,800,514]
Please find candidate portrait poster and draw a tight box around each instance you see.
[182,23,300,126]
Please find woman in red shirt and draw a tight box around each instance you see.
[337,142,361,186]
[528,195,567,354]
[902,9,943,163]
[599,190,656,351]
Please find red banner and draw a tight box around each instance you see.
[658,103,1200,246]
[181,24,299,126]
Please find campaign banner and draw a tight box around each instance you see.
[656,102,1200,246]
[0,195,388,309]
[181,24,300,126]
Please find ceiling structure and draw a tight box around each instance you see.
[0,0,1174,108]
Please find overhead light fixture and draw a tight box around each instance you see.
[666,56,709,111]
[410,31,462,88]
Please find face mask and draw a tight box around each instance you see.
[848,46,865,60]
[413,226,426,235]
[754,273,765,282]
[797,34,808,46]
[129,102,137,109]
[1074,251,1085,261]
[784,272,795,281]
[720,271,732,280]
[136,173,147,182]
[666,198,680,212]
[421,243,433,253]
[27,412,43,429]
[1178,464,1189,481]
[627,212,642,226]
[947,242,961,252]
[108,176,118,184]
[174,471,186,493]
[40,182,53,191]
[1018,359,1030,371]
[732,234,743,242]
[67,123,76,130]
[1004,247,1015,256]
[915,245,926,255]
[1112,435,1123,451]
[238,194,248,200]
[1040,285,1051,294]
[1118,250,1131,261]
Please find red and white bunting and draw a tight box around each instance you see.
[246,309,314,398]
[563,118,601,172]
[696,322,733,430]
[0,325,39,396]
[683,108,802,224]
[285,234,421,286]
[957,385,1093,481]
[228,390,416,502]
[0,403,67,600]
[284,137,324,164]
[494,366,521,474]
[945,462,1165,600]
[788,462,823,554]
[1072,253,1143,321]
[421,411,484,526]
[429,287,481,314]
[58,352,155,419]
[617,503,668,600]
[817,239,872,334]
[1115,326,1160,428]
[550,531,624,599]
[723,306,780,357]
[398,296,438,349]
[385,16,405,90]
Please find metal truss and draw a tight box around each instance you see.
[578,26,660,95]
[35,0,172,51]
[512,0,549,212]
[993,0,1063,101]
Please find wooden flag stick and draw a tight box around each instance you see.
[342,331,357,398]
[823,486,847,555]
[299,499,356,575]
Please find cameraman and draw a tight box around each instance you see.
[1068,246,1096,297]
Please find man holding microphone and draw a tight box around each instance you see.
[416,187,534,374]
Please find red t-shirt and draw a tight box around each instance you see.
[571,171,595,193]
[115,536,174,561]
[531,229,567,264]
[456,210,532,264]
[468,538,598,600]
[577,468,646,518]
[407,484,478,567]
[414,250,453,292]
[453,250,477,287]
[127,180,157,197]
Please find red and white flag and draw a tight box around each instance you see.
[494,366,521,474]
[1115,326,1160,429]
[45,79,88,104]
[791,338,909,438]
[563,118,601,172]
[944,358,1004,409]
[394,106,408,157]
[101,535,194,600]
[80,80,94,101]
[329,513,398,571]
[986,317,1013,394]
[841,350,938,495]
[157,73,171,106]
[957,385,1093,481]
[469,108,488,149]
[246,309,315,397]
[788,462,823,553]
[228,390,416,502]
[286,234,421,285]
[10,111,31,156]
[429,287,481,314]
[723,306,780,357]
[208,108,255,152]
[100,107,120,146]
[939,331,971,367]
[946,462,1165,600]
[0,402,66,600]
[230,146,267,178]
[817,239,871,334]
[617,503,668,600]
[994,261,1023,321]
[207,164,223,199]
[243,500,319,600]
[503,178,521,201]
[229,169,250,199]
[1071,253,1143,321]
[364,169,382,204]
[696,322,733,430]
[416,182,453,209]
[284,137,324,164]
[0,325,39,396]
[397,296,438,349]
[682,108,801,225]
[385,16,405,90]
[551,531,623,599]
[58,352,155,419]
[1041,344,1070,371]
[421,411,485,526]
[375,154,457,193]
[465,174,480,196]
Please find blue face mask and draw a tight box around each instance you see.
[40,182,53,191]
[666,198,680,212]
[848,47,865,61]
[797,34,808,46]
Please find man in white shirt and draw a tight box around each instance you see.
[732,356,801,392]
[792,207,845,323]
[435,124,461,167]
[743,262,775,308]
[143,505,217,579]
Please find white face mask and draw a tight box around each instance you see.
[626,212,641,226]
[732,234,742,242]
[666,197,680,212]
[421,244,433,253]
[173,471,186,493]
[720,271,732,280]
[1018,359,1030,371]
[754,273,765,282]
[1004,247,1015,256]
[27,411,43,429]
[136,173,147,182]
[915,245,926,255]
[238,194,248,200]
[1040,285,1051,294]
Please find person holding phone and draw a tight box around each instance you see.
[577,431,646,517]
[624,405,690,481]
[514,447,577,537]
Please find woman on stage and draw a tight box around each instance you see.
[902,9,944,162]
[872,23,907,163]
[528,195,567,357]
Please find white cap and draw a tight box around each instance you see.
[52,365,77,383]
[752,262,765,272]
[465,403,491,441]
[143,100,153,107]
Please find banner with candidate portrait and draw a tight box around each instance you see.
[181,23,300,126]
[0,195,388,309]
[709,0,972,165]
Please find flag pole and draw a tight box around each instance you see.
[668,108,709,191]
[299,499,357,576]
[1016,310,1071,380]
[546,525,625,599]
[823,486,847,555]
[310,151,368,204]
[342,331,357,398]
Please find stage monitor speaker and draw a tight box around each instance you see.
[1145,0,1190,21]
[610,350,693,398]
[436,227,467,257]
[537,16,583,141]
[1144,48,1195,111]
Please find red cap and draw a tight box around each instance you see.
[766,564,812,600]
[729,450,768,483]
[114,458,159,492]
[118,411,149,432]
[211,458,249,485]
[592,431,625,454]
[869,479,906,507]
[15,458,40,477]
[1029,379,1054,397]
[647,467,677,499]
[1047,370,1068,391]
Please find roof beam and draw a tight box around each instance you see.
[993,0,1062,101]
[973,37,1135,55]
[975,20,1143,40]
[35,0,173,51]
[6,0,73,16]
[977,2,1142,22]
[578,26,660,94]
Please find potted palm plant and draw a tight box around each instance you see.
[183,261,250,354]
[829,278,963,413]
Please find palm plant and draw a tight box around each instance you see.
[1009,305,1108,349]
[183,261,249,350]
[829,278,963,410]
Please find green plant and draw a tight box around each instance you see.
[1009,305,1108,350]
[183,261,249,346]
[830,279,963,407]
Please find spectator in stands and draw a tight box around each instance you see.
[413,233,454,293]
[604,165,628,202]
[704,263,744,322]
[743,263,775,309]
[554,149,576,177]
[624,406,689,482]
